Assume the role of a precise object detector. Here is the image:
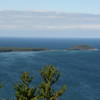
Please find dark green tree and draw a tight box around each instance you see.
[39,65,67,100]
[15,65,67,100]
[0,83,3,88]
[0,85,2,88]
[15,72,39,100]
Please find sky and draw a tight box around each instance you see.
[0,0,100,14]
[0,0,100,38]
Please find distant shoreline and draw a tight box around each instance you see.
[66,45,98,51]
[0,45,98,53]
[0,47,48,52]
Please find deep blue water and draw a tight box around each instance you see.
[0,38,100,49]
[0,38,100,100]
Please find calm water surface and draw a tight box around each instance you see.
[0,38,100,100]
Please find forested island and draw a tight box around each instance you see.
[67,45,97,50]
[0,47,48,52]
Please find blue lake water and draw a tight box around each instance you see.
[0,38,100,100]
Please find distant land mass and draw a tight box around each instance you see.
[0,45,98,52]
[67,45,97,50]
[0,47,48,52]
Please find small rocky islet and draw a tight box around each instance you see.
[66,45,97,51]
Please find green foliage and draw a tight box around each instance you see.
[15,72,38,100]
[14,65,67,100]
[39,65,67,100]
[0,85,2,88]
[40,65,60,85]
[0,83,3,88]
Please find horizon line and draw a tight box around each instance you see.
[0,36,100,39]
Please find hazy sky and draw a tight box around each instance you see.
[0,0,100,14]
[0,0,100,38]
